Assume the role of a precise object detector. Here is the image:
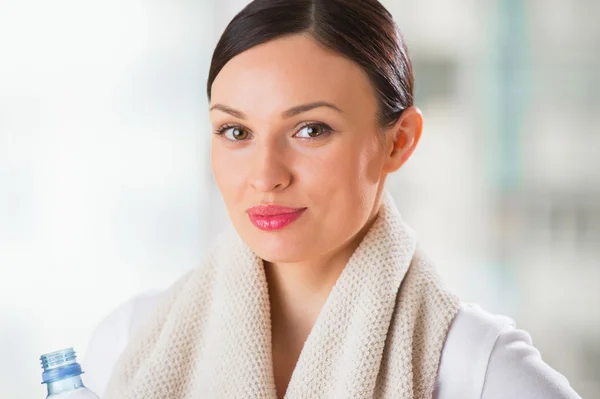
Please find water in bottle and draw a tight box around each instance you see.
[40,348,99,399]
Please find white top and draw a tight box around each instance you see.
[82,292,582,399]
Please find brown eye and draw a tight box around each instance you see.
[223,127,249,141]
[295,123,329,139]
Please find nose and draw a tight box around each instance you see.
[249,141,292,193]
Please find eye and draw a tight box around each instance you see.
[294,123,331,139]
[220,126,250,141]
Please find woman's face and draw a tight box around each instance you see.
[210,34,403,263]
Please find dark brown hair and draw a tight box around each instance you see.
[207,0,414,127]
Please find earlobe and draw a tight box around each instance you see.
[384,106,423,173]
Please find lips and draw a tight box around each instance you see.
[246,205,307,231]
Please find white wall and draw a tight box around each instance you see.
[1,1,219,397]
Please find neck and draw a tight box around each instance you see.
[264,209,380,332]
[264,250,347,329]
[46,375,84,396]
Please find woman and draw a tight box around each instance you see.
[83,1,583,398]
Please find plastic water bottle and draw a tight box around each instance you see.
[40,348,99,399]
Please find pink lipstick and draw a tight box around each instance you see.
[246,205,307,231]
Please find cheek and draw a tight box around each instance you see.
[362,138,387,186]
[330,137,384,190]
[305,138,384,248]
[299,138,383,201]
[294,146,351,198]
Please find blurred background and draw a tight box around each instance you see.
[0,0,598,397]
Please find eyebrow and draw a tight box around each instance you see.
[209,101,344,119]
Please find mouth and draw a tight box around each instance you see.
[245,205,307,231]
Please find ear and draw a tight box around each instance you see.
[383,106,423,173]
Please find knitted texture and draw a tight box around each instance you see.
[104,192,460,398]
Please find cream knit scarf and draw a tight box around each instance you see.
[104,193,460,398]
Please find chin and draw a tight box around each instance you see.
[255,250,305,264]
[242,228,315,264]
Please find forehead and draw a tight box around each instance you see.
[210,34,377,119]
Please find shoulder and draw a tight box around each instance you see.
[434,303,514,398]
[435,303,582,399]
[82,290,164,397]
